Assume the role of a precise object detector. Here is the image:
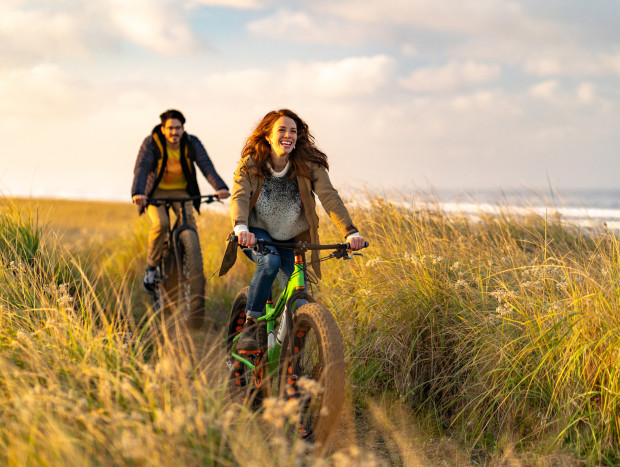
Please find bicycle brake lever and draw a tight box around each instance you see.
[343,252,364,260]
[332,248,348,259]
[254,242,270,256]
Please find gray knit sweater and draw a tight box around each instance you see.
[247,163,309,240]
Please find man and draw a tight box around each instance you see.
[131,109,230,291]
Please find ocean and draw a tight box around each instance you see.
[431,188,620,231]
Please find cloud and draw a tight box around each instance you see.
[196,55,395,101]
[522,58,562,76]
[528,79,559,100]
[191,0,260,7]
[3,1,620,197]
[286,55,395,97]
[248,10,368,45]
[523,52,620,77]
[247,1,620,82]
[0,0,202,64]
[108,0,198,54]
[576,82,597,105]
[400,61,501,93]
[311,0,559,39]
[0,53,398,194]
[0,2,94,64]
[527,79,603,109]
[2,56,619,198]
[0,64,91,118]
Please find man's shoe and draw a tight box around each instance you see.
[143,266,160,293]
[236,316,259,351]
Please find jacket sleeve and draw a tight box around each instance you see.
[190,136,229,191]
[230,158,253,228]
[131,136,155,196]
[311,164,358,238]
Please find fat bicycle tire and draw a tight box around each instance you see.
[278,302,345,447]
[226,287,269,409]
[178,229,205,326]
[155,244,177,317]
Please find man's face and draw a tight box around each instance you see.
[161,118,184,147]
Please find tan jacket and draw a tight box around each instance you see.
[230,156,358,278]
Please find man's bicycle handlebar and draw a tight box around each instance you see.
[146,194,220,206]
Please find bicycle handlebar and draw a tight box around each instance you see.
[230,235,369,252]
[147,194,220,206]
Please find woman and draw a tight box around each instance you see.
[230,109,365,351]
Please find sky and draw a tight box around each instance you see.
[1,0,620,201]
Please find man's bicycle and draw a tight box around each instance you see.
[226,237,367,446]
[146,194,218,326]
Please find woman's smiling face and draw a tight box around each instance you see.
[266,116,297,157]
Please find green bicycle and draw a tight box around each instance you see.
[225,237,367,446]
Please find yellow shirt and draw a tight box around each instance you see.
[158,147,188,190]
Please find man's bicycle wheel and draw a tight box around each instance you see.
[278,302,345,448]
[177,229,205,327]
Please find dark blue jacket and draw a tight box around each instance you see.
[131,125,228,214]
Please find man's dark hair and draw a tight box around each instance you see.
[160,109,186,125]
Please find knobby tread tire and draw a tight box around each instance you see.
[155,247,177,316]
[279,302,345,448]
[227,286,250,353]
[226,287,268,408]
[177,229,205,325]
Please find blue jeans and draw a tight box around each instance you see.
[243,228,297,319]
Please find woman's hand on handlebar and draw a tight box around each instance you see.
[132,194,147,208]
[348,235,366,251]
[238,231,256,247]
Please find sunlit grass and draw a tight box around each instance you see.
[0,200,377,465]
[3,192,619,464]
[319,193,620,464]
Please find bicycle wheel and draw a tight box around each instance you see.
[177,229,205,326]
[226,287,269,409]
[156,246,175,315]
[279,302,345,447]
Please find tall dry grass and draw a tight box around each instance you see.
[0,199,387,466]
[318,193,619,465]
[4,192,618,465]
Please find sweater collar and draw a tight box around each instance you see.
[267,160,290,177]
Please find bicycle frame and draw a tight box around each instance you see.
[231,248,310,374]
[230,238,365,373]
[148,195,218,276]
[146,195,219,316]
